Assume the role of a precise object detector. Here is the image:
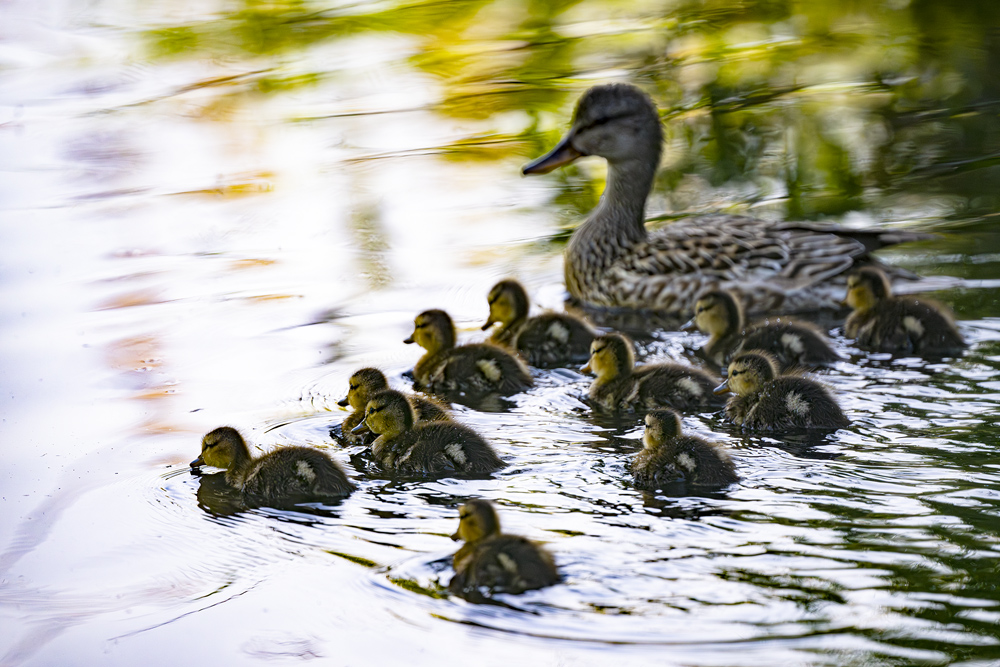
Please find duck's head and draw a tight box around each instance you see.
[581,333,634,380]
[523,83,663,174]
[191,426,251,469]
[404,309,456,353]
[482,279,529,331]
[692,289,742,338]
[451,499,501,544]
[845,267,890,312]
[339,367,389,411]
[715,352,778,396]
[643,409,683,451]
[353,389,414,438]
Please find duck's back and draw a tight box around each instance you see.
[632,436,737,489]
[514,313,596,367]
[418,344,532,395]
[378,422,504,474]
[847,297,965,355]
[728,376,848,430]
[449,535,559,595]
[739,321,840,370]
[242,447,354,504]
[632,363,725,411]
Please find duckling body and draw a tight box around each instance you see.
[339,367,449,444]
[407,309,533,396]
[631,409,738,490]
[449,499,559,596]
[582,333,723,412]
[482,279,597,367]
[692,289,839,371]
[845,267,965,356]
[191,427,354,506]
[356,390,504,474]
[523,83,927,317]
[717,352,849,431]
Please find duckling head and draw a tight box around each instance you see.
[523,83,663,174]
[845,267,891,312]
[581,333,634,380]
[482,279,529,331]
[643,409,683,451]
[404,309,455,354]
[693,289,742,338]
[191,426,252,470]
[356,389,414,439]
[715,352,778,396]
[339,367,389,411]
[451,499,501,544]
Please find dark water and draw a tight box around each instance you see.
[2,0,1000,664]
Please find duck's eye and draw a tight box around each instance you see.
[730,370,741,377]
[349,383,357,391]
[592,345,606,355]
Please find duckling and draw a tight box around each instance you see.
[690,289,840,370]
[448,499,559,596]
[481,279,598,367]
[581,333,724,412]
[523,83,928,316]
[845,266,966,356]
[353,390,504,474]
[715,352,849,430]
[631,409,738,490]
[190,427,354,505]
[338,367,449,444]
[406,309,533,396]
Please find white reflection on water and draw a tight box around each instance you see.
[2,1,1000,666]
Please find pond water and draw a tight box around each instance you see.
[2,0,1000,665]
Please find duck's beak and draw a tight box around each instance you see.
[190,455,205,468]
[351,420,370,435]
[713,380,731,395]
[403,334,415,344]
[523,134,583,175]
[480,317,496,331]
[337,397,350,407]
[680,318,697,332]
[450,530,461,542]
[580,360,592,374]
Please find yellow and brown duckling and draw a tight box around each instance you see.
[406,309,533,396]
[690,289,840,371]
[190,427,354,505]
[715,352,849,431]
[482,279,598,367]
[523,83,928,316]
[449,499,559,596]
[353,390,504,474]
[845,266,966,356]
[582,333,724,412]
[338,367,449,444]
[630,409,738,490]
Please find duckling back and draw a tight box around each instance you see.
[241,446,355,504]
[846,298,965,356]
[629,363,725,411]
[726,376,848,431]
[738,321,840,370]
[373,421,505,474]
[631,435,738,490]
[449,534,559,595]
[512,313,596,367]
[417,343,533,396]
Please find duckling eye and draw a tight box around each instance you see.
[349,383,357,391]
[592,345,606,354]
[730,370,741,377]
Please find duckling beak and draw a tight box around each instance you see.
[337,397,350,407]
[679,318,697,332]
[480,317,496,331]
[190,455,205,468]
[523,134,583,175]
[351,420,370,435]
[713,380,731,395]
[580,361,592,374]
[403,335,414,344]
[450,530,461,542]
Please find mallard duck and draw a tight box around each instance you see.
[845,266,966,356]
[353,390,504,474]
[406,309,533,396]
[714,352,849,430]
[689,289,840,370]
[581,332,724,411]
[481,279,598,367]
[448,499,559,596]
[631,409,738,490]
[190,427,354,505]
[523,83,928,317]
[338,367,449,444]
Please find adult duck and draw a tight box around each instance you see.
[523,83,927,317]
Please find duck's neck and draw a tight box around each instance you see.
[225,445,254,488]
[593,157,656,244]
